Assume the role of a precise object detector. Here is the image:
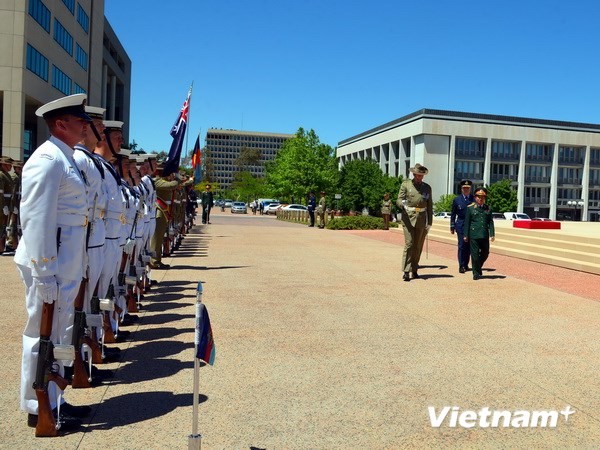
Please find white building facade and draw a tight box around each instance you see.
[337,109,600,221]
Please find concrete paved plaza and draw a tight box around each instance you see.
[0,211,598,448]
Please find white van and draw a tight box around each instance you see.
[503,212,531,220]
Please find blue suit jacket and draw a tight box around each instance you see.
[450,194,475,232]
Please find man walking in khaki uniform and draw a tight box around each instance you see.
[0,156,14,254]
[397,163,433,281]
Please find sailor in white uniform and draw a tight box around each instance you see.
[15,94,92,429]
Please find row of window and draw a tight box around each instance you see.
[26,44,86,94]
[208,135,288,143]
[31,0,89,34]
[524,188,600,204]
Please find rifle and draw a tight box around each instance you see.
[33,302,70,437]
[101,283,118,344]
[70,278,91,388]
[85,279,104,364]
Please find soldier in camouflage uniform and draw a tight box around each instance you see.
[397,163,433,281]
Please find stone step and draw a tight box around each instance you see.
[427,221,600,275]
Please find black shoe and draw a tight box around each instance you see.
[150,262,170,270]
[403,272,410,282]
[92,367,114,381]
[459,266,465,274]
[27,413,83,431]
[465,266,471,271]
[473,274,480,280]
[308,224,314,227]
[56,402,91,418]
[412,272,419,279]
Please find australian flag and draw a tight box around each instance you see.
[196,302,215,365]
[163,87,191,177]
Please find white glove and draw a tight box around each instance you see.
[13,206,18,214]
[426,225,431,232]
[33,276,58,304]
[2,206,8,216]
[123,238,135,255]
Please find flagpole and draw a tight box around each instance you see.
[185,82,194,166]
[188,281,203,450]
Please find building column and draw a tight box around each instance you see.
[581,145,591,221]
[109,74,116,119]
[101,64,108,108]
[2,90,25,160]
[517,141,527,214]
[483,137,492,187]
[549,143,559,220]
[447,135,456,194]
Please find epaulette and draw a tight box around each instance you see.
[468,202,476,207]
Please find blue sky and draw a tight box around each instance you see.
[105,0,600,153]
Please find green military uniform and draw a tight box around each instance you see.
[0,160,14,253]
[317,193,326,228]
[463,194,495,280]
[8,165,22,249]
[396,164,433,280]
[381,195,392,230]
[150,176,180,267]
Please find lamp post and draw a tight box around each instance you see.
[567,200,584,221]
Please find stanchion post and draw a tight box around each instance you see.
[188,281,203,450]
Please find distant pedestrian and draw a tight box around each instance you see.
[251,200,257,215]
[381,193,392,230]
[259,201,264,215]
[463,187,495,280]
[450,180,475,273]
[317,192,326,228]
[307,192,316,227]
[201,184,214,224]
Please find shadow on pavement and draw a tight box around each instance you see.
[144,302,190,313]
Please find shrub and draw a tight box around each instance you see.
[326,215,399,230]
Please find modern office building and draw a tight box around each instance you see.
[204,128,294,189]
[337,109,600,221]
[0,0,131,161]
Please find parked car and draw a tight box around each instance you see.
[532,217,552,221]
[282,204,308,211]
[265,202,281,215]
[231,201,247,214]
[223,199,233,208]
[491,213,505,220]
[503,212,531,220]
[434,212,451,219]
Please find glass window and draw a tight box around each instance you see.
[73,83,86,94]
[62,0,75,14]
[26,44,49,81]
[76,43,88,70]
[52,65,72,95]
[54,19,73,56]
[77,4,90,33]
[28,0,51,33]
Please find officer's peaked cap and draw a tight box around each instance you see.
[460,179,473,187]
[35,93,91,121]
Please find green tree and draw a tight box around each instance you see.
[235,147,262,169]
[337,159,402,214]
[265,128,337,203]
[487,179,518,213]
[231,171,265,203]
[434,194,456,213]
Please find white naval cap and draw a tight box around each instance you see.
[35,93,91,120]
[85,105,106,120]
[119,148,132,157]
[104,120,124,131]
[135,154,149,163]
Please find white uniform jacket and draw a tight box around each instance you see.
[15,136,88,281]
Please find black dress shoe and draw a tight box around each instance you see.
[58,402,91,418]
[459,266,465,273]
[28,413,83,431]
[403,272,410,282]
[412,272,419,279]
[473,274,480,280]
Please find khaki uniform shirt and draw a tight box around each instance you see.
[396,179,433,227]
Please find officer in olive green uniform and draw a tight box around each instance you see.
[317,191,327,228]
[0,156,14,254]
[150,168,181,269]
[397,163,433,281]
[463,187,495,280]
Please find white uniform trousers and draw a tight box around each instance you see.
[19,264,79,414]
